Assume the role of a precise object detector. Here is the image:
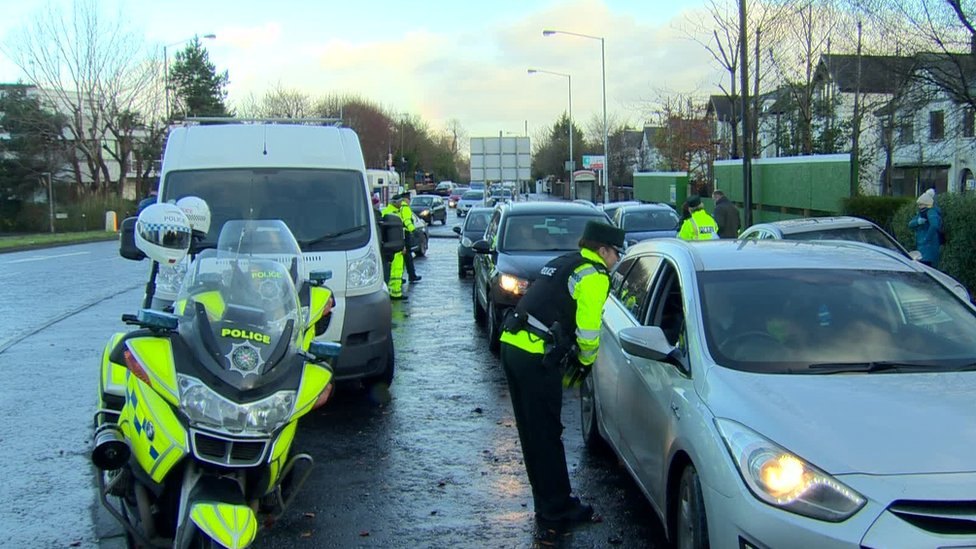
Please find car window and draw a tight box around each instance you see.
[646,261,686,347]
[786,226,906,255]
[464,211,491,234]
[499,214,605,252]
[433,197,443,206]
[699,268,976,373]
[623,210,680,231]
[485,210,501,247]
[615,255,663,320]
[462,191,484,200]
[610,257,638,298]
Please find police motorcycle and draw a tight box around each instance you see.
[94,203,340,548]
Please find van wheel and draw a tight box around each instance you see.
[365,337,395,388]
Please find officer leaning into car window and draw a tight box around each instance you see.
[678,195,719,241]
[397,193,422,283]
[382,198,407,301]
[498,220,625,525]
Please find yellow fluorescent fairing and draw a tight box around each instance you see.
[293,363,333,419]
[175,290,226,321]
[303,286,334,349]
[100,332,127,399]
[119,372,188,483]
[125,337,178,405]
[265,421,297,494]
[189,502,257,549]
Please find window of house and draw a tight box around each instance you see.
[898,117,914,145]
[930,110,945,141]
[964,107,975,138]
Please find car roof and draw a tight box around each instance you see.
[466,206,493,215]
[413,194,439,198]
[749,216,878,235]
[499,201,610,216]
[618,203,676,213]
[602,200,641,209]
[626,238,920,273]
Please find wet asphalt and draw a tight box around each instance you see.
[0,206,668,549]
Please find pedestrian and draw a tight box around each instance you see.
[382,197,408,301]
[397,193,422,283]
[677,195,719,240]
[909,189,942,267]
[499,220,625,524]
[711,189,740,238]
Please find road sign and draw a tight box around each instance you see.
[583,155,605,170]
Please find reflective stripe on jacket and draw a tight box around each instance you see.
[678,209,719,240]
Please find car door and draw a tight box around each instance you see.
[601,254,662,467]
[475,210,502,309]
[617,258,692,503]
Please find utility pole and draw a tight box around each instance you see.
[739,0,754,226]
[44,172,54,233]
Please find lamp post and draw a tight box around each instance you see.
[43,172,53,233]
[164,34,216,119]
[543,29,609,203]
[528,68,573,199]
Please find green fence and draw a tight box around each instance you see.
[632,172,689,206]
[714,154,852,223]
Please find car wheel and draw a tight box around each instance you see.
[580,375,609,451]
[458,261,466,279]
[415,235,428,257]
[487,300,501,355]
[674,465,709,549]
[473,283,486,326]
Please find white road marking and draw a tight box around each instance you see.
[4,251,91,264]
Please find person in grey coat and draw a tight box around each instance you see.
[711,189,741,238]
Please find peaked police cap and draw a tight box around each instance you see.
[582,220,625,250]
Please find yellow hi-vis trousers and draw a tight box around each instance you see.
[389,250,404,297]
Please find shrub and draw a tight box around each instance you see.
[841,195,914,234]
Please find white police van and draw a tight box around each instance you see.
[150,120,394,385]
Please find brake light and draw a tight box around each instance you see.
[123,349,152,387]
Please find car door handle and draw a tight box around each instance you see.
[670,401,680,419]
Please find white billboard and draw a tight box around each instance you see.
[470,136,531,182]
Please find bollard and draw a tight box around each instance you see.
[105,211,118,232]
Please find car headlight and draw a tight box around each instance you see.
[499,273,529,295]
[716,419,865,522]
[461,236,473,247]
[421,209,430,217]
[178,375,295,434]
[347,249,380,291]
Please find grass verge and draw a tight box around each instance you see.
[0,230,118,253]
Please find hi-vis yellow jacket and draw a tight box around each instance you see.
[678,209,719,241]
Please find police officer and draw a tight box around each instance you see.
[499,220,625,524]
[678,195,719,240]
[397,193,422,283]
[381,196,407,300]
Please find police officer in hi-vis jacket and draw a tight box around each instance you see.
[499,220,625,524]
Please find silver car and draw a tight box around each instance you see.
[585,238,976,548]
[456,189,485,217]
[740,216,970,301]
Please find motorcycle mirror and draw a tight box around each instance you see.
[119,217,146,261]
[308,340,341,360]
[310,270,333,284]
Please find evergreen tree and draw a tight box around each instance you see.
[0,86,68,199]
[169,37,231,118]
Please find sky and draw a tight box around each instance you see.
[0,0,724,145]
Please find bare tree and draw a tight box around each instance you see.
[3,0,155,195]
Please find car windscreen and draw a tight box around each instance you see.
[462,191,484,199]
[412,196,434,207]
[698,268,976,374]
[463,211,491,235]
[622,209,679,231]
[163,168,371,252]
[785,226,906,256]
[500,214,604,252]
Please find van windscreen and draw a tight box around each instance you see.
[164,168,371,252]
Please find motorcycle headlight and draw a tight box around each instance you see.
[499,273,529,295]
[347,249,380,292]
[716,419,865,522]
[178,375,295,434]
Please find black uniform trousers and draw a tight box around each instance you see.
[501,340,572,516]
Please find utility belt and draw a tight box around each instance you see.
[502,311,576,370]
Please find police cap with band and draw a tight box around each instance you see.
[582,220,625,253]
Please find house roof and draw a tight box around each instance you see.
[911,52,976,102]
[706,95,738,122]
[621,129,644,149]
[814,54,914,94]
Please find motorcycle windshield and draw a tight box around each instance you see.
[175,220,305,388]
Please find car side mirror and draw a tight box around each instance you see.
[453,226,462,235]
[472,239,491,254]
[909,250,923,261]
[619,326,675,361]
[119,217,145,261]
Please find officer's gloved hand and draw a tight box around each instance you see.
[562,357,592,389]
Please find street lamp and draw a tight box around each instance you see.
[543,29,609,203]
[528,68,574,199]
[164,33,216,119]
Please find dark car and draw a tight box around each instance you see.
[612,203,680,245]
[433,181,456,197]
[453,207,492,278]
[472,201,613,353]
[601,200,641,221]
[486,188,514,207]
[410,194,447,225]
[408,212,429,257]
